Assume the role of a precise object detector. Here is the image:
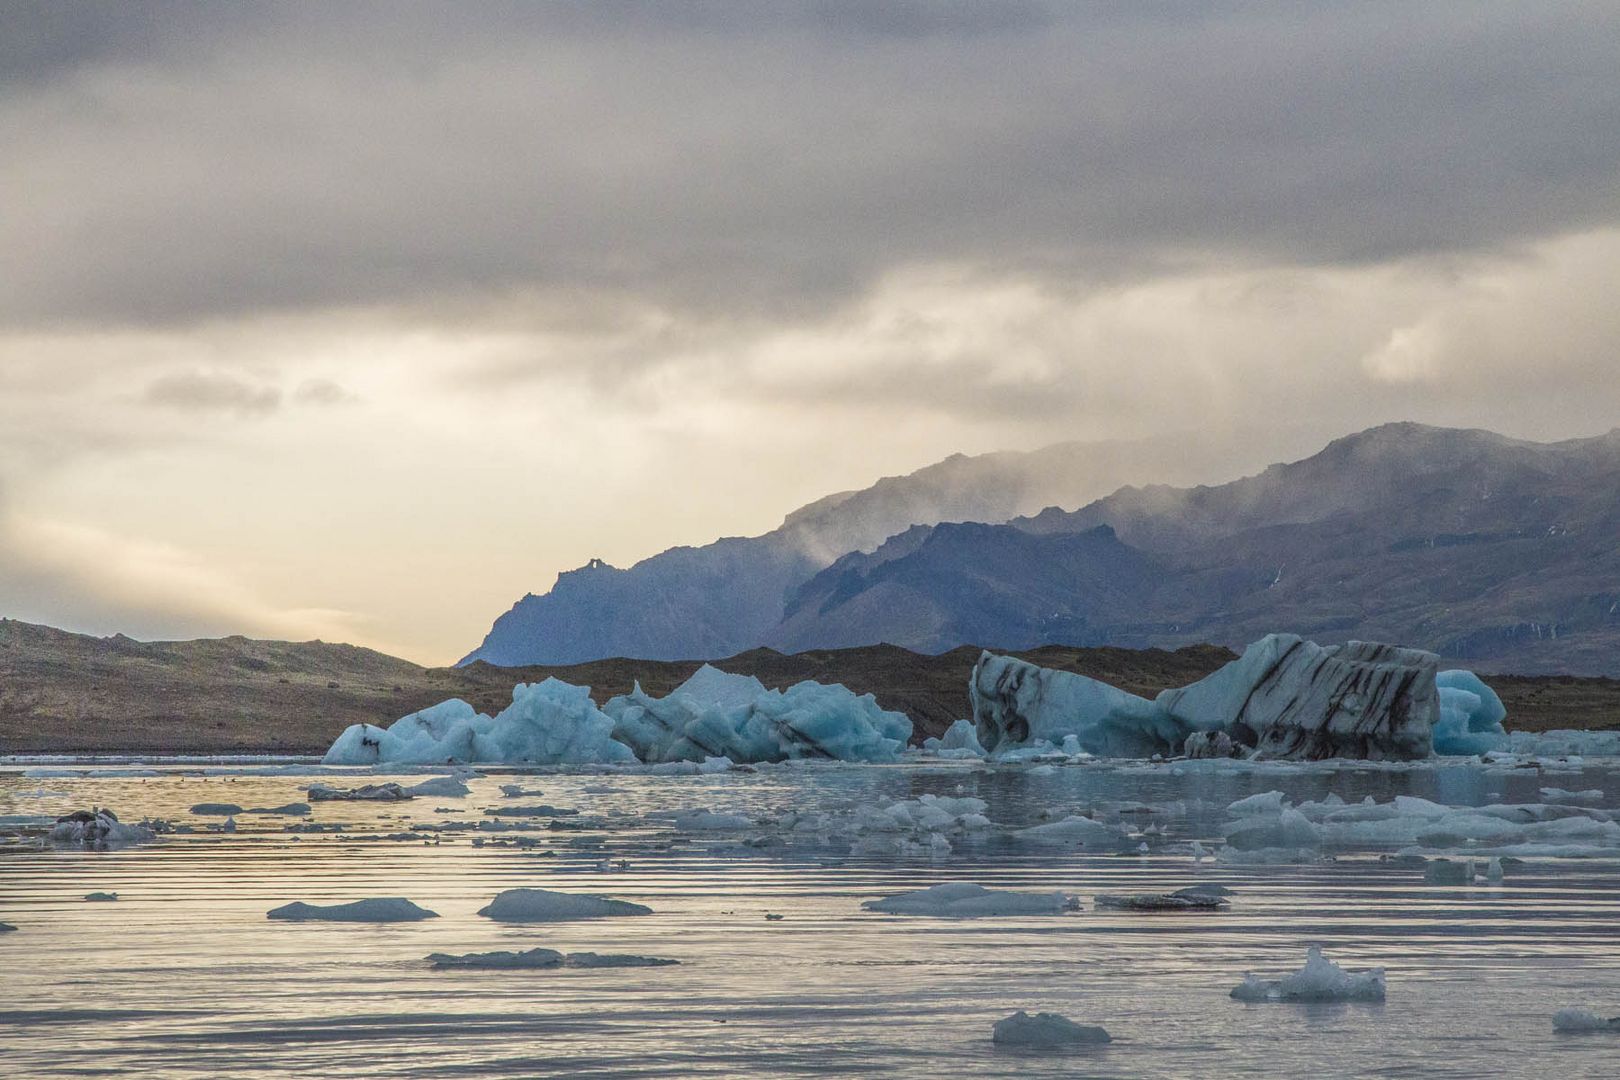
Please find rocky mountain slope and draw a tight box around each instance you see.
[773,424,1620,674]
[461,434,1290,666]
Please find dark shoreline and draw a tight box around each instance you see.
[3,619,1617,755]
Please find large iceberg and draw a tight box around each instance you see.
[321,666,910,766]
[604,664,912,763]
[971,634,1480,761]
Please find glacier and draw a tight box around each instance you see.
[971,633,1503,761]
[323,665,910,766]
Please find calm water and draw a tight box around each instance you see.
[3,759,1620,1078]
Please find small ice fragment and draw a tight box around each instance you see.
[244,803,311,815]
[428,948,564,969]
[564,953,679,968]
[862,883,1079,917]
[1094,892,1227,912]
[0,922,17,932]
[189,803,244,816]
[991,1011,1111,1046]
[407,776,471,798]
[1230,946,1385,1002]
[477,888,652,922]
[484,805,579,818]
[1423,858,1475,884]
[307,782,413,802]
[84,892,118,902]
[765,913,784,921]
[1172,884,1234,898]
[500,784,544,798]
[1553,1008,1620,1032]
[1485,857,1504,881]
[267,898,439,922]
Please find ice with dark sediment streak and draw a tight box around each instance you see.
[1094,892,1228,912]
[477,888,652,922]
[1230,946,1385,1002]
[991,1011,1111,1046]
[49,809,154,850]
[862,882,1079,917]
[267,898,439,922]
[972,633,1460,761]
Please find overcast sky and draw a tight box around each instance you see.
[2,1,1618,663]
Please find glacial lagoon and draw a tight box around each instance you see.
[4,756,1620,1078]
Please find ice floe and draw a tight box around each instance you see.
[1553,1008,1620,1032]
[1230,946,1385,1002]
[991,1011,1111,1046]
[189,803,243,816]
[308,782,413,802]
[267,898,439,922]
[1094,891,1228,912]
[861,882,1079,917]
[49,809,155,850]
[477,888,652,922]
[84,891,118,901]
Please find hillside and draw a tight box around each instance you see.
[2,618,1616,754]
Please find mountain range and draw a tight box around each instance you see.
[465,423,1620,676]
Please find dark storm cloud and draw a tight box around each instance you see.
[1,1,1617,328]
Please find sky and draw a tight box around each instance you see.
[2,1,1618,664]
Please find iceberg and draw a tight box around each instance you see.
[267,898,439,922]
[320,667,908,766]
[922,718,987,758]
[861,882,1079,917]
[430,948,563,969]
[991,1011,1111,1047]
[477,888,652,922]
[1230,946,1385,1002]
[972,634,1495,760]
[604,665,912,764]
[322,681,635,767]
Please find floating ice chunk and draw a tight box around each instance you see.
[1011,815,1132,850]
[244,803,311,815]
[308,782,412,801]
[189,803,244,816]
[991,1011,1111,1046]
[485,805,579,818]
[1227,791,1288,816]
[430,948,564,969]
[605,667,912,764]
[1541,788,1604,804]
[970,653,1174,757]
[500,784,545,798]
[477,888,652,922]
[923,718,987,758]
[562,952,680,968]
[0,922,16,932]
[1094,892,1227,912]
[49,810,154,850]
[1224,808,1320,851]
[1553,1008,1620,1032]
[862,882,1079,917]
[84,892,118,902]
[666,810,753,831]
[267,898,439,922]
[407,776,471,798]
[1506,730,1620,757]
[1423,858,1476,884]
[974,635,1442,761]
[1230,946,1385,1002]
[1433,670,1509,756]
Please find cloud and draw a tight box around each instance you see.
[1,3,1617,329]
[143,370,282,416]
[292,377,359,406]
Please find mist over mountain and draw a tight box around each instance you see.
[776,423,1620,674]
[461,434,1291,665]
